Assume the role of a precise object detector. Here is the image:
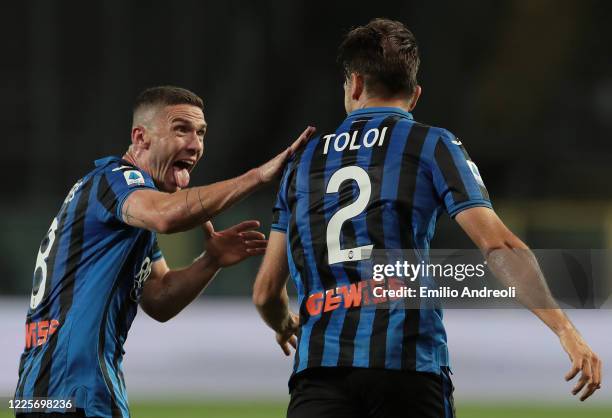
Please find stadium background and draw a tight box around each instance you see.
[1,0,611,417]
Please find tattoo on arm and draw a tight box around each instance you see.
[185,188,192,216]
[122,203,148,227]
[183,188,212,225]
[197,188,209,219]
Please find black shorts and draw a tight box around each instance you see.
[287,367,455,418]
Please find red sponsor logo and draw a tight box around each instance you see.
[305,278,405,316]
[25,319,60,349]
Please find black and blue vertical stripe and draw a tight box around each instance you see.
[16,157,161,418]
[272,107,492,377]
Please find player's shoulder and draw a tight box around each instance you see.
[409,119,456,141]
[288,131,324,165]
[407,119,464,149]
[93,156,153,187]
[94,156,137,175]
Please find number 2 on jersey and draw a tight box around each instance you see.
[325,166,373,264]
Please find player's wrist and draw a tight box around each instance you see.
[556,323,579,339]
[196,251,221,272]
[277,311,296,335]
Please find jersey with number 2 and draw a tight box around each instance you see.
[271,107,492,376]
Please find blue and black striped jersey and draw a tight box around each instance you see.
[15,156,163,418]
[272,107,491,376]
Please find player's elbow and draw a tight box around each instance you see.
[252,281,278,309]
[252,288,270,309]
[143,306,176,323]
[480,233,528,257]
[140,295,177,323]
[149,311,172,323]
[152,217,176,234]
[152,214,188,235]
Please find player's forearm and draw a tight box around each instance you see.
[253,232,293,332]
[157,169,263,233]
[532,308,577,337]
[486,247,558,309]
[254,288,292,333]
[486,247,577,335]
[142,253,220,322]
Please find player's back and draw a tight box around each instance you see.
[272,107,491,376]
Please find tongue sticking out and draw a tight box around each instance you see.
[173,166,190,189]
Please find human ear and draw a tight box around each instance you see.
[131,126,151,150]
[351,72,365,101]
[408,85,422,111]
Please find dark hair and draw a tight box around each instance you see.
[133,85,204,113]
[338,18,420,98]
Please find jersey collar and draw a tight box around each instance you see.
[94,156,136,168]
[95,156,121,167]
[346,107,413,120]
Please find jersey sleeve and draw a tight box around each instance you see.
[429,129,492,218]
[271,161,293,233]
[97,166,158,224]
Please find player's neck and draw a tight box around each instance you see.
[357,97,412,113]
[122,149,149,174]
[122,150,139,167]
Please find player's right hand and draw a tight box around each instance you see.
[257,126,316,183]
[276,311,299,356]
[202,220,267,268]
[560,327,602,401]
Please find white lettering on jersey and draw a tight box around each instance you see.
[322,127,388,155]
[131,257,152,302]
[467,160,485,188]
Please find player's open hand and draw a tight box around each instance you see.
[257,126,316,183]
[560,327,602,401]
[276,312,299,356]
[203,220,267,268]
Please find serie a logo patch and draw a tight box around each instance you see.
[124,170,145,186]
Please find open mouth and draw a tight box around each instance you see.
[173,160,194,171]
[172,159,195,189]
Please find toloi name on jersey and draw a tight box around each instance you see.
[322,126,388,155]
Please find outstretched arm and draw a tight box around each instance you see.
[122,126,315,234]
[252,231,299,356]
[455,206,602,401]
[140,221,266,322]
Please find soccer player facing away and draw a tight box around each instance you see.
[253,19,601,418]
[15,86,314,418]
